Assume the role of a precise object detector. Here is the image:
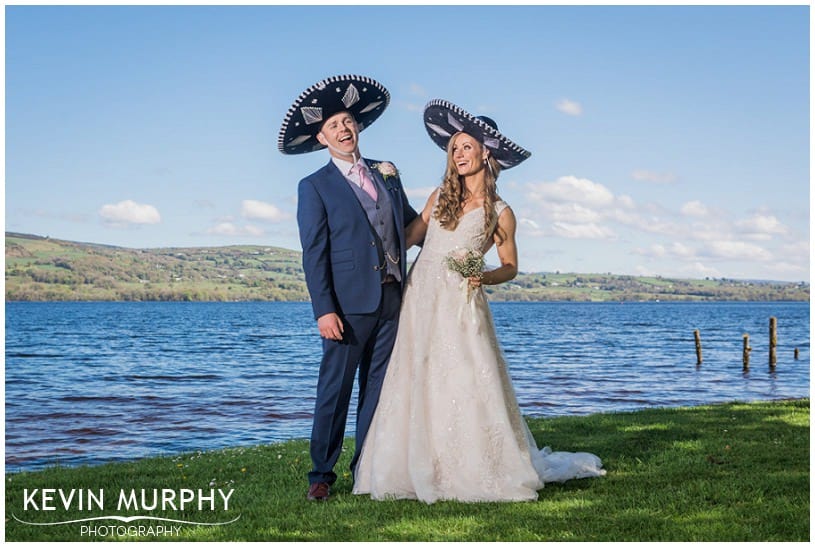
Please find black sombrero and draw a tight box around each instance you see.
[278,74,390,155]
[423,99,531,169]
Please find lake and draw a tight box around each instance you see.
[5,301,810,472]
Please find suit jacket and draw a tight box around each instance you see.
[297,158,418,319]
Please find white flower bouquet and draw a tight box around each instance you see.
[445,248,485,303]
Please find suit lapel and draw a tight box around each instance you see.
[324,160,360,200]
[321,161,372,225]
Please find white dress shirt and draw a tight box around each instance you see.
[331,156,370,189]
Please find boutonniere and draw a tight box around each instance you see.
[373,161,399,180]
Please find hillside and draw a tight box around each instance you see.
[5,233,809,302]
[5,233,307,302]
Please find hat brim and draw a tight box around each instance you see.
[423,99,531,169]
[278,74,390,155]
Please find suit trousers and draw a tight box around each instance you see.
[308,282,402,486]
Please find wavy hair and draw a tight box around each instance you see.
[433,132,506,245]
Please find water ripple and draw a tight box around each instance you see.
[5,301,809,472]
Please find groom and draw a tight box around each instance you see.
[278,74,418,501]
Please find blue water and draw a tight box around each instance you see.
[5,301,810,472]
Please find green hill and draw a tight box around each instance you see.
[5,233,809,302]
[5,233,307,302]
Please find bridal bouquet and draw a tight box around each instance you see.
[445,248,485,304]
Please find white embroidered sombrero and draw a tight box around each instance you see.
[423,99,531,169]
[278,74,390,155]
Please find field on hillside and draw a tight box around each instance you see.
[5,233,809,302]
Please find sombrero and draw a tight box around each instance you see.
[423,99,531,169]
[278,74,390,155]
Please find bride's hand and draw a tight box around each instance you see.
[467,275,484,288]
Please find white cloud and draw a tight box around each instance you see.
[764,261,807,278]
[615,212,678,235]
[683,262,722,278]
[705,240,772,261]
[735,214,788,238]
[528,176,615,207]
[519,218,545,236]
[634,242,696,259]
[616,195,636,209]
[409,83,426,97]
[405,186,437,200]
[633,264,660,277]
[206,222,264,237]
[779,241,810,256]
[241,200,291,223]
[688,221,729,241]
[398,101,423,113]
[556,99,583,116]
[518,173,804,281]
[631,170,677,184]
[99,200,161,225]
[551,222,615,240]
[680,200,709,217]
[523,176,648,241]
[670,242,697,259]
[645,244,666,258]
[548,202,602,224]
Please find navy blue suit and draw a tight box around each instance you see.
[297,158,418,486]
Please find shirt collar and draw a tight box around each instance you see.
[331,155,365,176]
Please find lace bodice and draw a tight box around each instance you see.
[421,200,509,259]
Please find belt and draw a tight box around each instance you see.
[382,274,398,284]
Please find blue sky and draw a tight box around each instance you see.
[5,4,810,282]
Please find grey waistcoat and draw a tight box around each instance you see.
[348,177,401,281]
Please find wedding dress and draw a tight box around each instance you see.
[353,200,605,503]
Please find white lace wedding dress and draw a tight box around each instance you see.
[353,200,605,503]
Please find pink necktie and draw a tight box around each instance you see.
[355,164,378,201]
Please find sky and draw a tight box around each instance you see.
[4,4,811,282]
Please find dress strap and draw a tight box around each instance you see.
[433,186,443,207]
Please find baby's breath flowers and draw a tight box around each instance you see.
[445,248,485,303]
[445,248,485,279]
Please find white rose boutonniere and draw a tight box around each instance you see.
[373,161,398,180]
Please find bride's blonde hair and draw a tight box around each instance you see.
[433,132,506,244]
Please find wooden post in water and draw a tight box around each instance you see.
[742,334,751,371]
[694,329,702,365]
[769,317,777,371]
[794,348,799,360]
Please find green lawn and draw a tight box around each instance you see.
[5,399,809,541]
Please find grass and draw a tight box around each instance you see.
[4,399,809,541]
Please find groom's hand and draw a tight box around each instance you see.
[317,312,344,341]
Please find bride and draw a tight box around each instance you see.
[353,99,605,503]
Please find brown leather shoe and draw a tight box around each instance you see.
[307,482,330,501]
